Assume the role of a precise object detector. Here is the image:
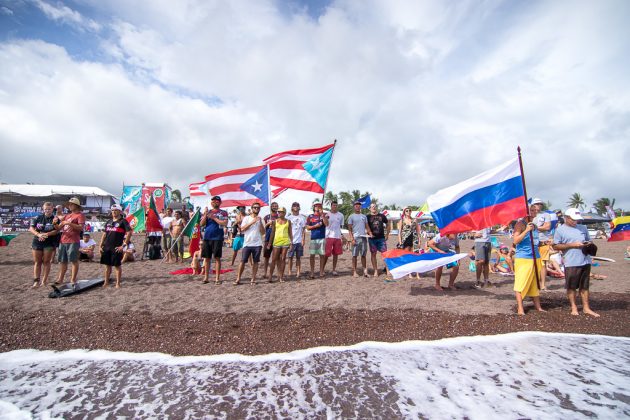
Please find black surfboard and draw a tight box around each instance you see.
[48,278,104,298]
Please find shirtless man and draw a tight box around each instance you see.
[170,210,186,263]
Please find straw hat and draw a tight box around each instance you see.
[64,197,82,209]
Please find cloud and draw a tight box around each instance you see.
[1,0,629,211]
[32,0,101,32]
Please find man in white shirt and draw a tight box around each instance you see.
[234,202,266,285]
[160,208,175,262]
[323,201,344,276]
[286,202,306,278]
[346,201,370,277]
[78,232,96,262]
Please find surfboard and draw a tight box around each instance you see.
[48,278,104,298]
[592,256,616,263]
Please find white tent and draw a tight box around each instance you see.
[0,184,116,212]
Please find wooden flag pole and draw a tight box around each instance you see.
[517,146,542,290]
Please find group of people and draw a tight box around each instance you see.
[29,198,133,289]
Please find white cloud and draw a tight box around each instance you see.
[1,0,629,211]
[32,0,101,32]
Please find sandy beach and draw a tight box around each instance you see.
[1,233,629,356]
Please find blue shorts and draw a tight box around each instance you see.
[368,238,387,254]
[288,243,303,258]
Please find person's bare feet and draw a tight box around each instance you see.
[584,309,600,317]
[434,285,443,291]
[102,282,109,288]
[352,272,359,278]
[517,311,525,316]
[447,285,457,291]
[373,271,379,278]
[535,308,546,312]
[115,283,121,289]
[570,309,579,316]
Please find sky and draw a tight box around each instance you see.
[1,0,629,212]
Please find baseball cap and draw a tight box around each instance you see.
[313,202,322,208]
[564,208,583,220]
[211,195,222,202]
[111,204,123,211]
[353,200,362,205]
[530,197,543,205]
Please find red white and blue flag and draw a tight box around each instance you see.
[383,250,468,279]
[427,158,527,235]
[190,165,269,208]
[263,143,335,195]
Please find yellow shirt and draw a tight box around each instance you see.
[273,220,290,247]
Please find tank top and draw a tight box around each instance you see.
[273,220,291,247]
[515,222,540,259]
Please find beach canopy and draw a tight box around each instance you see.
[579,212,612,225]
[0,184,114,197]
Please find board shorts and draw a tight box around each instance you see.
[538,244,551,261]
[232,236,244,251]
[202,239,223,259]
[100,249,123,267]
[263,242,273,258]
[325,238,343,257]
[368,238,387,254]
[474,242,491,262]
[445,261,459,269]
[57,242,80,263]
[288,243,303,258]
[352,237,368,257]
[565,264,591,290]
[242,246,262,264]
[32,237,56,252]
[162,233,172,252]
[310,238,325,255]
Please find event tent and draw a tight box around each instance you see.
[0,184,116,213]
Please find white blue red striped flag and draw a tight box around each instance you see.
[383,250,468,279]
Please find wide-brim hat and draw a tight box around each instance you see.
[64,197,82,209]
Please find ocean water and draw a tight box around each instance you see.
[0,332,628,419]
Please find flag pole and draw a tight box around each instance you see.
[266,164,272,207]
[160,209,199,263]
[517,146,542,290]
[320,139,337,206]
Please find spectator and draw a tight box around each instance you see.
[78,232,97,262]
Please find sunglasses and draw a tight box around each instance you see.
[252,206,260,209]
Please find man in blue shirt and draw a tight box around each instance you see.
[200,196,229,284]
[553,208,599,317]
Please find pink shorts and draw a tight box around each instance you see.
[325,238,343,256]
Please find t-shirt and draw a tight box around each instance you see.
[31,214,56,233]
[347,213,368,238]
[306,213,326,240]
[123,243,136,254]
[102,218,131,250]
[79,238,96,250]
[553,224,591,267]
[287,214,306,244]
[264,212,279,242]
[474,228,491,243]
[367,213,388,240]
[325,212,344,239]
[534,212,552,241]
[60,212,86,244]
[432,234,459,252]
[241,215,264,247]
[202,209,228,241]
[161,216,174,231]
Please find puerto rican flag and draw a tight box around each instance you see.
[189,165,269,208]
[263,143,335,196]
[427,158,527,235]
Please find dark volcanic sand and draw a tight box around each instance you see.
[1,233,629,356]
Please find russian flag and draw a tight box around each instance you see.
[383,250,468,279]
[427,158,527,235]
[608,216,630,242]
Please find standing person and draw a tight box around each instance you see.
[473,227,492,288]
[397,207,420,252]
[161,208,175,262]
[51,204,64,263]
[230,206,246,266]
[428,233,461,290]
[306,203,326,278]
[99,204,132,288]
[234,202,265,285]
[367,203,390,277]
[346,201,370,278]
[54,197,85,286]
[323,201,344,276]
[286,202,306,278]
[553,208,599,317]
[262,202,279,278]
[531,198,552,290]
[170,210,186,263]
[512,208,545,315]
[267,207,293,282]
[78,232,97,262]
[200,196,229,284]
[28,202,58,288]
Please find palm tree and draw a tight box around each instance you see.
[323,191,338,207]
[593,197,616,215]
[567,193,585,210]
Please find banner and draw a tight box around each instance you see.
[121,186,142,215]
[142,185,170,212]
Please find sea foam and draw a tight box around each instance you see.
[1,332,628,419]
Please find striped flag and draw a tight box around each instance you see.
[427,158,527,235]
[194,165,269,208]
[383,249,468,279]
[608,216,630,242]
[263,143,335,195]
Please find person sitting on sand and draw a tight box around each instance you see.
[493,245,514,274]
[122,240,136,263]
[512,208,546,315]
[428,233,461,290]
[78,232,96,262]
[28,202,59,288]
[99,204,132,288]
[267,207,293,283]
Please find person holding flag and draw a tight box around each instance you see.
[200,196,229,284]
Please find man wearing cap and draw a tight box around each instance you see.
[531,198,552,290]
[553,208,599,317]
[54,197,86,285]
[323,201,344,276]
[286,202,306,278]
[78,232,97,262]
[234,202,266,285]
[262,202,279,278]
[99,204,132,288]
[347,201,370,277]
[367,203,390,277]
[306,202,326,278]
[200,196,229,284]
